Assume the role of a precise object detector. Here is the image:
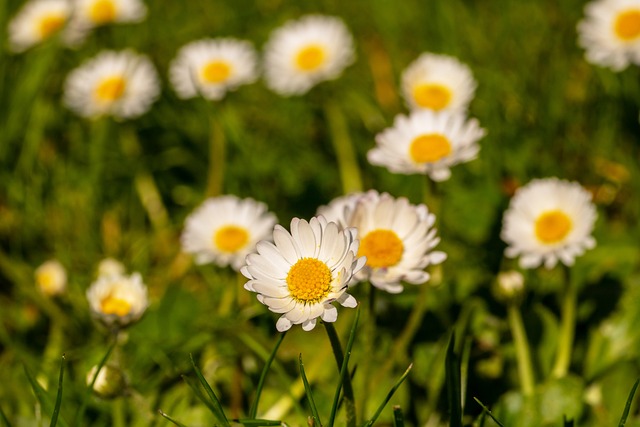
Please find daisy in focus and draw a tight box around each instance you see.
[86,272,149,328]
[338,190,446,293]
[63,50,160,119]
[242,216,365,332]
[577,0,640,70]
[181,196,278,272]
[263,14,355,96]
[501,178,597,269]
[401,53,476,113]
[169,38,259,101]
[8,0,70,52]
[35,259,67,296]
[368,110,486,181]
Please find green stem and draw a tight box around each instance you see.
[358,284,376,422]
[552,268,576,379]
[507,304,535,395]
[207,109,225,197]
[112,398,125,427]
[324,320,357,427]
[324,101,362,194]
[249,332,286,419]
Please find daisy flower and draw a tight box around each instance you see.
[35,259,67,296]
[242,216,365,332]
[343,190,446,293]
[316,192,362,229]
[63,50,160,119]
[8,0,70,52]
[86,272,149,328]
[368,110,486,181]
[401,52,476,113]
[69,0,145,28]
[501,178,597,269]
[578,0,640,70]
[169,38,259,101]
[181,196,278,271]
[263,14,355,96]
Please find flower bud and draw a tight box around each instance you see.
[494,270,525,304]
[86,364,127,399]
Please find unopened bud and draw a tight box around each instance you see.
[494,271,525,303]
[86,364,127,399]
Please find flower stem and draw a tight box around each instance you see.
[324,101,362,194]
[506,303,535,395]
[552,267,576,378]
[358,284,376,421]
[324,320,357,427]
[207,109,226,197]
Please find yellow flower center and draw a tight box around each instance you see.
[201,60,232,84]
[89,0,116,24]
[37,14,66,39]
[37,272,57,294]
[614,9,640,41]
[358,229,404,268]
[214,225,249,253]
[95,76,127,102]
[100,295,132,317]
[295,45,327,71]
[412,83,452,110]
[534,210,573,244]
[409,133,452,163]
[286,258,332,304]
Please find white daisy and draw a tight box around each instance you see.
[35,259,67,296]
[501,178,597,269]
[181,196,278,272]
[338,190,447,293]
[368,110,486,181]
[8,0,70,52]
[169,38,258,101]
[401,52,476,113]
[63,50,160,119]
[578,0,640,70]
[70,0,145,28]
[241,216,365,332]
[263,14,355,96]
[316,192,363,229]
[86,272,149,328]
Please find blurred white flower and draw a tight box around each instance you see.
[501,178,597,269]
[578,0,640,70]
[63,50,160,119]
[8,0,70,52]
[181,196,277,271]
[316,192,362,229]
[86,272,148,328]
[342,190,446,293]
[97,258,126,278]
[169,38,258,101]
[368,110,486,181]
[242,216,365,332]
[263,14,355,96]
[35,259,67,296]
[64,0,146,43]
[401,52,476,113]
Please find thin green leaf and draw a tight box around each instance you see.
[158,410,190,427]
[182,374,226,424]
[618,378,640,427]
[446,333,462,427]
[22,363,70,427]
[473,397,505,427]
[0,404,13,427]
[49,355,65,427]
[299,354,321,426]
[392,406,404,427]
[233,418,283,426]
[189,354,230,426]
[249,332,286,419]
[361,364,412,427]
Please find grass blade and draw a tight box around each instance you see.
[49,354,65,427]
[158,410,190,427]
[446,333,462,427]
[249,332,286,419]
[299,354,321,426]
[188,354,230,426]
[233,419,283,426]
[0,405,13,427]
[361,364,412,427]
[23,362,70,427]
[473,397,505,427]
[618,378,640,427]
[182,374,226,424]
[392,406,404,427]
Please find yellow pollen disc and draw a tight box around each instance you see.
[201,60,232,84]
[358,229,404,268]
[295,45,326,71]
[614,9,640,41]
[89,0,116,24]
[412,83,452,110]
[37,14,66,39]
[100,295,132,317]
[95,76,126,102]
[409,133,452,163]
[37,272,56,293]
[534,210,573,244]
[214,225,249,253]
[286,258,332,304]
